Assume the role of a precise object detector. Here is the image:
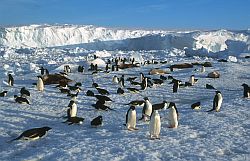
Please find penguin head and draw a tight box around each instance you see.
[42,126,52,131]
[130,106,136,110]
[242,83,248,87]
[168,102,176,108]
[92,83,98,88]
[97,115,103,121]
[216,91,221,94]
[143,97,149,101]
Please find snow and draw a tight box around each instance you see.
[0,24,250,161]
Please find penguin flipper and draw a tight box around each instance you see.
[7,135,22,143]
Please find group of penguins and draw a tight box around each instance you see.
[1,56,250,141]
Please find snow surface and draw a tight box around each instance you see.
[0,24,249,160]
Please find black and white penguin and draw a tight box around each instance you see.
[152,101,168,111]
[191,102,201,110]
[189,75,195,86]
[91,116,103,127]
[8,74,14,86]
[96,87,109,95]
[125,106,138,131]
[127,88,140,93]
[0,91,8,97]
[126,100,145,106]
[119,75,125,87]
[207,91,223,112]
[117,87,125,95]
[139,97,152,121]
[39,67,46,75]
[20,87,30,97]
[67,100,77,117]
[149,110,161,139]
[141,77,148,90]
[95,95,113,102]
[242,83,250,98]
[206,84,216,89]
[92,100,114,111]
[64,117,84,125]
[37,76,44,91]
[64,65,71,73]
[112,75,119,84]
[167,102,179,128]
[173,79,180,93]
[14,95,30,104]
[9,126,51,142]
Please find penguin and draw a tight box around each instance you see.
[139,97,152,121]
[20,87,30,97]
[64,117,84,125]
[242,83,250,98]
[86,90,95,97]
[126,77,137,82]
[173,79,180,93]
[37,76,44,91]
[112,75,119,84]
[9,126,51,142]
[152,79,164,85]
[152,101,168,111]
[39,67,45,75]
[91,116,103,127]
[207,91,223,112]
[125,106,138,131]
[95,95,112,102]
[167,102,179,128]
[92,100,114,111]
[67,100,77,117]
[126,100,145,106]
[8,74,14,86]
[127,88,140,93]
[206,84,216,90]
[64,65,71,73]
[119,75,125,87]
[96,87,109,95]
[149,110,161,139]
[117,87,125,95]
[189,75,195,86]
[0,91,8,97]
[14,95,30,104]
[201,66,205,73]
[160,75,167,80]
[141,77,148,90]
[140,73,145,82]
[191,102,201,110]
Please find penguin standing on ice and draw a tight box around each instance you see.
[173,79,180,93]
[8,74,14,86]
[207,91,223,112]
[36,76,44,91]
[125,106,138,131]
[189,75,195,86]
[67,100,77,117]
[242,83,250,98]
[149,110,161,139]
[119,75,125,87]
[141,77,148,90]
[112,75,119,84]
[167,102,179,128]
[139,97,152,121]
[9,126,52,142]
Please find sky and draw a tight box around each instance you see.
[0,0,250,30]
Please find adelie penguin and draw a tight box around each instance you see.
[67,100,77,117]
[14,95,30,104]
[242,83,250,98]
[8,126,51,142]
[20,87,30,97]
[117,87,125,95]
[8,74,14,86]
[0,91,8,97]
[167,102,179,128]
[149,110,161,140]
[207,91,223,112]
[173,79,180,93]
[91,116,103,127]
[64,117,84,125]
[37,76,44,91]
[191,102,201,110]
[139,97,152,121]
[112,75,119,84]
[124,106,138,131]
[92,100,115,111]
[126,100,144,106]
